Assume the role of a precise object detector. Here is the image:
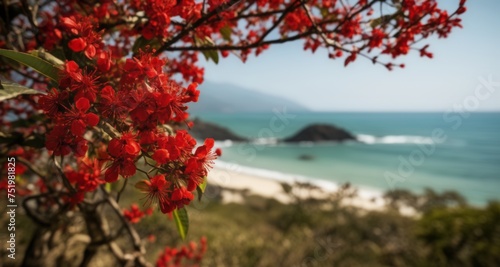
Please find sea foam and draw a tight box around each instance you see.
[357,134,435,145]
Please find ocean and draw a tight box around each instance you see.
[195,112,500,205]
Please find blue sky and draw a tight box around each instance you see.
[201,1,500,112]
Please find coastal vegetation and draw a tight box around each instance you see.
[2,181,499,266]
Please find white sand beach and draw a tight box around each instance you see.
[207,162,399,213]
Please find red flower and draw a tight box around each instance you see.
[59,61,100,102]
[64,61,83,81]
[283,9,312,32]
[104,163,120,182]
[60,15,102,59]
[184,138,219,190]
[156,237,207,267]
[104,133,141,182]
[344,52,357,67]
[368,29,386,49]
[46,126,72,155]
[98,86,126,119]
[122,52,165,85]
[65,157,104,192]
[152,149,170,165]
[97,51,112,72]
[419,45,433,58]
[64,192,85,206]
[135,175,171,213]
[340,17,361,39]
[37,17,62,50]
[108,133,141,159]
[162,186,193,212]
[38,88,69,116]
[156,130,196,161]
[104,158,136,182]
[68,38,87,52]
[123,204,150,224]
[182,82,200,103]
[63,98,100,136]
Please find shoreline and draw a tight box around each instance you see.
[208,160,394,212]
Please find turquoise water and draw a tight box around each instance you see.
[195,112,500,205]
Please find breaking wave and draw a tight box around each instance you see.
[356,134,435,145]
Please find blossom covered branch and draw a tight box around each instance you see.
[0,0,466,265]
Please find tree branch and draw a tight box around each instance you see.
[159,30,313,52]
[154,0,243,55]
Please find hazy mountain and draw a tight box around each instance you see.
[189,81,310,113]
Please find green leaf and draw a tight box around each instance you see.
[208,50,219,64]
[200,49,210,61]
[0,49,60,82]
[193,36,202,46]
[0,56,22,69]
[132,37,148,53]
[47,48,67,63]
[203,36,215,46]
[173,208,189,240]
[196,176,208,201]
[201,49,219,64]
[196,187,203,201]
[194,36,219,64]
[30,49,65,66]
[370,15,388,28]
[369,11,403,28]
[199,176,207,193]
[220,26,232,41]
[0,81,45,102]
[135,180,150,192]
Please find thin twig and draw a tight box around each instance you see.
[256,0,302,43]
[53,156,77,195]
[17,157,47,178]
[116,178,128,203]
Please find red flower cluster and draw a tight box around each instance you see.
[61,16,103,59]
[295,0,466,69]
[105,133,141,182]
[185,139,221,191]
[99,51,201,128]
[283,9,312,32]
[37,13,63,50]
[136,135,219,214]
[378,0,465,61]
[128,133,218,215]
[156,237,207,267]
[168,54,205,84]
[39,61,101,157]
[129,0,202,40]
[123,204,153,224]
[59,61,101,102]
[65,157,104,194]
[35,14,218,214]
